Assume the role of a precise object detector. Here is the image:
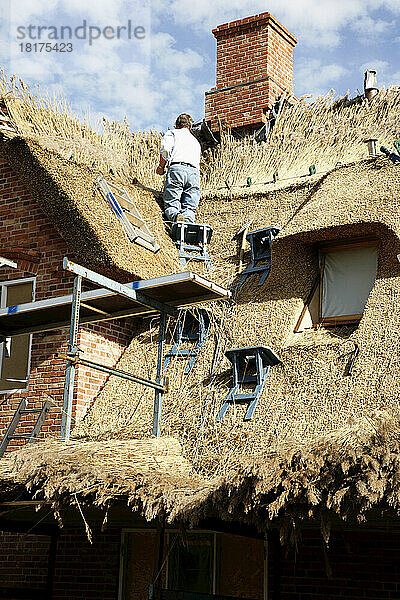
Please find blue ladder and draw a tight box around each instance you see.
[170,223,213,270]
[238,226,280,288]
[164,309,211,375]
[217,345,281,421]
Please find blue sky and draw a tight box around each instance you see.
[0,0,399,132]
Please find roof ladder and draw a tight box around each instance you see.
[216,346,281,421]
[0,398,52,458]
[170,222,213,270]
[96,175,160,252]
[164,309,211,375]
[238,227,280,288]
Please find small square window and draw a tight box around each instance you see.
[295,241,377,331]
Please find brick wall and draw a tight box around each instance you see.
[0,531,51,590]
[205,12,297,132]
[0,527,120,600]
[268,527,400,599]
[0,155,135,448]
[1,524,400,599]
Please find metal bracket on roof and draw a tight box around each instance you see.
[237,226,280,289]
[164,308,211,375]
[96,175,160,252]
[216,346,281,422]
[170,222,213,270]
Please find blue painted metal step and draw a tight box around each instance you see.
[216,345,281,421]
[164,309,211,375]
[170,223,213,270]
[238,226,280,288]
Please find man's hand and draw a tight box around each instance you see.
[156,154,167,176]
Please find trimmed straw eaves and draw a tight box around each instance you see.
[0,437,211,522]
[0,135,182,280]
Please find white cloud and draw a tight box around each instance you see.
[351,15,394,37]
[295,59,349,97]
[151,32,204,73]
[360,59,389,74]
[154,0,400,48]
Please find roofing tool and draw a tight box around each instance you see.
[309,165,316,175]
[394,141,400,156]
[234,219,254,274]
[163,309,211,375]
[380,146,400,164]
[96,174,160,252]
[170,222,213,270]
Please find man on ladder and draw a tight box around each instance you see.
[156,113,201,224]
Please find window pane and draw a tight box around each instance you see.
[0,280,34,391]
[322,246,377,318]
[168,533,214,594]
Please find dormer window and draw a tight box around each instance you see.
[295,240,377,331]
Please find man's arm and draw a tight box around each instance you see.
[156,155,166,175]
[156,130,174,175]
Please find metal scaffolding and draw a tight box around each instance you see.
[60,260,177,440]
[0,258,230,443]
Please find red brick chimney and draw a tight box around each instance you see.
[205,12,297,133]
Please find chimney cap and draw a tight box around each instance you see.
[212,12,297,46]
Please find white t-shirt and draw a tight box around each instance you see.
[160,128,201,169]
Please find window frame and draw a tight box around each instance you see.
[118,528,268,600]
[0,276,36,394]
[118,528,217,599]
[295,238,378,331]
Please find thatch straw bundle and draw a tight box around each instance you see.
[0,71,162,186]
[0,437,207,523]
[202,88,400,196]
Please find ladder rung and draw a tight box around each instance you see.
[7,434,34,440]
[20,408,42,414]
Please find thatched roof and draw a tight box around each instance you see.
[2,72,400,536]
[73,156,400,474]
[0,437,208,523]
[2,412,400,543]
